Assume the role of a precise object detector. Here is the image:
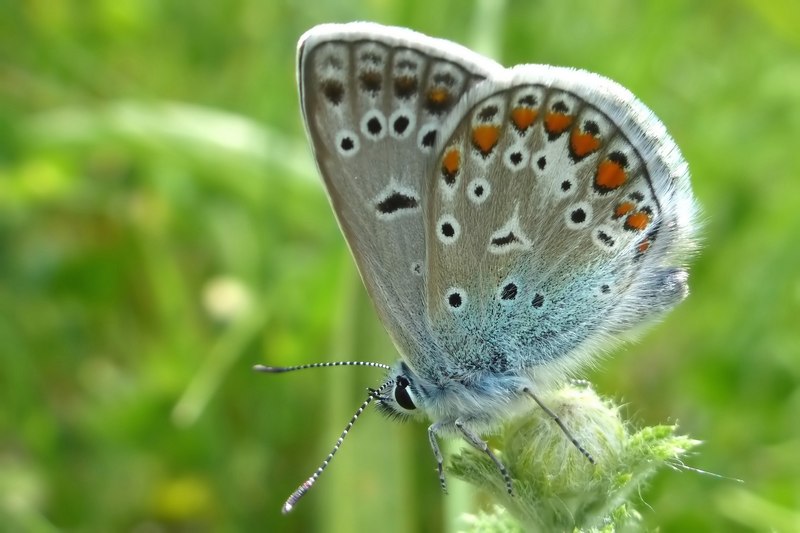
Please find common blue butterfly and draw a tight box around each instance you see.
[257,22,699,513]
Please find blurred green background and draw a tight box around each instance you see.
[2,0,799,531]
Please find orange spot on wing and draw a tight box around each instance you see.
[638,239,651,253]
[544,112,573,135]
[595,160,627,190]
[472,125,500,155]
[428,87,449,104]
[614,201,635,219]
[570,131,601,157]
[511,107,538,132]
[425,87,453,114]
[625,211,651,231]
[442,148,461,176]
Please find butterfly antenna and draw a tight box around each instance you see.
[253,361,391,373]
[279,379,394,513]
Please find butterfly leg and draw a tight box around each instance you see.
[522,387,595,464]
[427,422,448,494]
[454,419,514,496]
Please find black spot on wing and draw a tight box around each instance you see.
[376,192,419,215]
[491,232,521,247]
[321,79,344,105]
[394,76,418,99]
[478,105,499,121]
[359,71,382,94]
[421,129,437,147]
[393,115,409,135]
[500,283,518,300]
[531,293,544,308]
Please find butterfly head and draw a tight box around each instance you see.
[375,361,429,421]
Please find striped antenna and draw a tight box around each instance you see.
[279,378,394,513]
[253,361,391,373]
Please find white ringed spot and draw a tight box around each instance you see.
[503,143,530,172]
[388,108,416,139]
[417,123,438,152]
[444,286,467,312]
[565,201,593,230]
[436,214,461,245]
[467,177,491,205]
[592,224,619,252]
[334,130,360,157]
[360,109,387,140]
[489,206,532,254]
[373,182,420,220]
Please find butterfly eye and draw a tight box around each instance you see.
[394,375,417,410]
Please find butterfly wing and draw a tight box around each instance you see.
[424,66,698,382]
[298,23,503,361]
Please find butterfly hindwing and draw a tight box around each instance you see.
[298,23,503,361]
[424,66,697,376]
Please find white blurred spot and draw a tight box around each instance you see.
[202,276,251,322]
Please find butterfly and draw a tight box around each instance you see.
[256,22,699,513]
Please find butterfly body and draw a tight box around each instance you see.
[281,22,698,506]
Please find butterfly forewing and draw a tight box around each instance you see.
[298,23,502,361]
[424,66,697,375]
